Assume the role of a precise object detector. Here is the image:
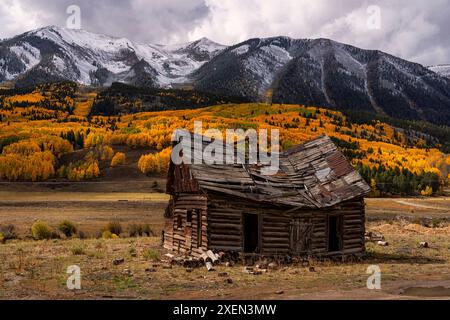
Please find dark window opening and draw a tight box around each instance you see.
[187,210,193,223]
[243,213,259,253]
[328,216,342,252]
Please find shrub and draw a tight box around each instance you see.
[105,221,122,235]
[143,249,160,261]
[129,223,154,237]
[128,246,136,257]
[420,186,434,196]
[102,230,113,239]
[70,244,85,255]
[111,152,126,167]
[31,221,52,240]
[0,224,17,240]
[102,231,119,239]
[50,231,60,239]
[129,224,142,237]
[58,220,77,237]
[142,224,155,237]
[76,230,87,239]
[0,233,4,244]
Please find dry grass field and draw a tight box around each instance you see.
[0,191,449,300]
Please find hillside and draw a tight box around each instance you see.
[194,37,450,125]
[1,27,450,125]
[429,64,450,79]
[90,82,249,115]
[0,84,448,196]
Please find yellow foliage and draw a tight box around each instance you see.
[98,145,114,161]
[62,160,100,181]
[111,152,126,167]
[85,133,110,148]
[0,151,55,181]
[37,136,74,157]
[1,101,448,183]
[138,148,171,174]
[420,186,434,196]
[102,230,113,239]
[5,92,44,104]
[3,141,41,156]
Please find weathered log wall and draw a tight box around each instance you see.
[206,193,365,257]
[163,194,208,257]
[167,163,199,194]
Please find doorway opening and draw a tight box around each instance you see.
[328,215,342,252]
[243,213,259,253]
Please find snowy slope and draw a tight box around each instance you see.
[428,64,450,79]
[2,27,450,125]
[0,26,226,87]
[194,36,450,125]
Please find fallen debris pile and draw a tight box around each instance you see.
[419,241,429,248]
[365,231,385,242]
[161,250,315,272]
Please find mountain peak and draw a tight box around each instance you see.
[2,27,450,125]
[195,37,224,46]
[0,26,229,88]
[428,64,450,78]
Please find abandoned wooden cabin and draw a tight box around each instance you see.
[163,133,371,258]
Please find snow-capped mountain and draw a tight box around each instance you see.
[428,64,450,79]
[194,37,450,125]
[0,26,226,87]
[2,27,450,125]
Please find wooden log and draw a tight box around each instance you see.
[205,261,215,271]
[343,238,363,245]
[262,243,290,249]
[210,240,242,247]
[209,223,241,230]
[206,250,219,264]
[200,251,209,262]
[210,234,241,241]
[209,245,242,251]
[262,232,290,238]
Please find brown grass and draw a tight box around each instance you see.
[0,194,449,300]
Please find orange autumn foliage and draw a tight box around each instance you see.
[138,148,171,174]
[111,152,126,167]
[1,101,448,184]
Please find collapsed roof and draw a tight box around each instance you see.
[167,131,370,209]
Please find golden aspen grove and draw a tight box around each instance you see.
[0,83,448,196]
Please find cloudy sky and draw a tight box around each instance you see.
[0,0,449,66]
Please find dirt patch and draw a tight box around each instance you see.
[370,223,450,235]
[400,286,450,298]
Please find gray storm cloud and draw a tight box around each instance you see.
[0,0,449,66]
